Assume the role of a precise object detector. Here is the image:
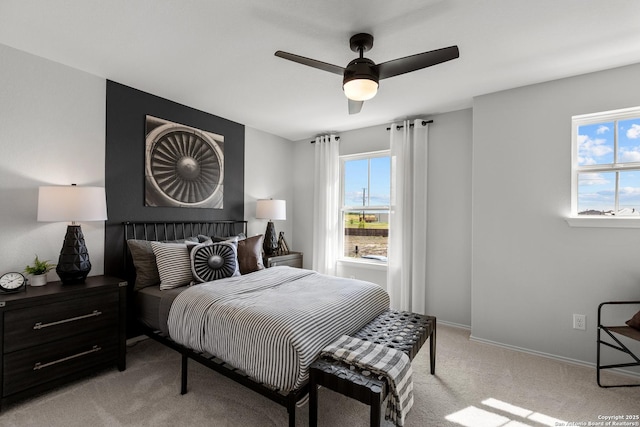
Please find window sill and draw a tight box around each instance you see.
[337,258,388,270]
[565,216,640,228]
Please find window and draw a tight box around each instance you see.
[572,107,640,217]
[340,151,390,261]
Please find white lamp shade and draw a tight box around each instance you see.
[38,186,108,222]
[343,78,378,101]
[256,199,286,221]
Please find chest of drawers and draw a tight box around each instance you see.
[0,275,126,410]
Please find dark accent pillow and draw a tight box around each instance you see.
[237,234,265,275]
[127,240,160,290]
[626,310,640,330]
[190,242,240,282]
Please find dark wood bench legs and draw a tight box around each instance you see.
[309,313,436,427]
[309,375,384,427]
[369,391,383,427]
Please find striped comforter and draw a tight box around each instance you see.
[167,266,390,391]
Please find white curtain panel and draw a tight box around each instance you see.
[312,134,340,276]
[388,119,429,313]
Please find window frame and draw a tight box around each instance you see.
[569,106,640,227]
[339,150,391,263]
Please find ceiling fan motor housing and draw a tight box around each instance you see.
[343,57,379,85]
[343,57,379,101]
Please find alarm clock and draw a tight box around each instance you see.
[0,272,27,293]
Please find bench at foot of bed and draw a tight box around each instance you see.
[309,310,436,427]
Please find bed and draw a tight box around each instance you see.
[119,221,390,426]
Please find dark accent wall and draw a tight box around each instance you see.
[104,80,245,277]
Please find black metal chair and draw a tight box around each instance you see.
[597,301,640,387]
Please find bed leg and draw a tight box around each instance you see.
[429,319,437,375]
[309,383,318,427]
[287,401,296,427]
[181,353,188,395]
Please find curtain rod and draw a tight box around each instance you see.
[386,119,433,131]
[309,119,433,143]
[309,136,341,144]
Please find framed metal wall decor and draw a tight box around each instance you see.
[145,115,224,209]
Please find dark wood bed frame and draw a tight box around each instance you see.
[121,221,306,427]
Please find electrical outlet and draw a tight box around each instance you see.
[573,314,586,330]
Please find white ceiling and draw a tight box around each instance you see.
[2,0,640,141]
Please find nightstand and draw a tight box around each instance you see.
[263,251,303,268]
[0,275,126,410]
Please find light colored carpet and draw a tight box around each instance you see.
[1,325,638,426]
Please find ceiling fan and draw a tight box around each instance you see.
[275,33,459,114]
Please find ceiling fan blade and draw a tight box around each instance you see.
[348,99,364,115]
[377,45,459,80]
[275,51,344,75]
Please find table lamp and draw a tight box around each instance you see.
[256,199,286,255]
[37,184,108,284]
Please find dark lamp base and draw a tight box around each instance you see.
[56,225,92,284]
[263,221,278,255]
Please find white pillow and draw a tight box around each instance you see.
[150,241,193,290]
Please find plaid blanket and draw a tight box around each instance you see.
[320,335,414,426]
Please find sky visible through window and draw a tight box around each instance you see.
[344,156,390,206]
[343,156,390,259]
[577,117,640,214]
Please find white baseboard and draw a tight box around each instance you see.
[438,319,471,330]
[469,334,640,380]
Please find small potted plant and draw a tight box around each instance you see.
[24,255,55,287]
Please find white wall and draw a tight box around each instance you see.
[426,109,473,327]
[243,127,295,244]
[0,44,106,281]
[292,139,315,269]
[472,62,640,364]
[292,112,473,327]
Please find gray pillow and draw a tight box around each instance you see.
[127,240,160,290]
[197,234,214,244]
[211,233,246,242]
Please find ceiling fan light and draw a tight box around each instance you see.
[343,78,378,101]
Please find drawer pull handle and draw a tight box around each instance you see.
[33,310,102,330]
[33,345,102,371]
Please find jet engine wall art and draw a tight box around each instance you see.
[145,115,224,209]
